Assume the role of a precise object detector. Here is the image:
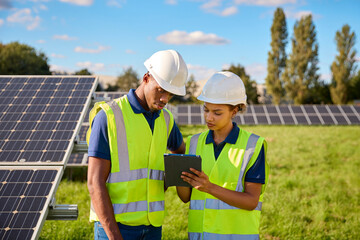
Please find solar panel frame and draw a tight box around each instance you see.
[0,165,63,240]
[0,76,98,166]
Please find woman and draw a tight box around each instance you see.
[177,71,269,239]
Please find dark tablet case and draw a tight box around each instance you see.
[164,154,202,188]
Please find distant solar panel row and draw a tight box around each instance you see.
[176,104,360,125]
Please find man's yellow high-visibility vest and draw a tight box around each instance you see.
[86,95,174,227]
[186,129,268,239]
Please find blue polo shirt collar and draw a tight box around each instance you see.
[206,122,239,145]
[127,89,160,118]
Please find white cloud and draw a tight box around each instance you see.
[37,39,46,43]
[7,8,41,30]
[76,62,106,72]
[51,53,66,58]
[53,34,78,40]
[0,19,4,27]
[59,0,93,6]
[187,64,217,82]
[125,49,136,54]
[74,45,111,54]
[221,6,238,16]
[244,63,267,83]
[157,30,230,45]
[234,0,296,6]
[285,10,313,19]
[165,0,177,5]
[39,4,48,10]
[355,56,360,62]
[50,64,73,74]
[107,0,125,7]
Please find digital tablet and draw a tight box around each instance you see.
[164,154,202,188]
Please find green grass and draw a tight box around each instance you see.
[40,126,360,239]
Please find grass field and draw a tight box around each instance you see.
[39,126,360,239]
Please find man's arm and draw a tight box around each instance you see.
[171,141,185,154]
[87,157,123,240]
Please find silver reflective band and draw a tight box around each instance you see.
[108,101,130,171]
[163,109,171,138]
[149,200,164,212]
[113,201,147,214]
[188,232,202,240]
[236,134,260,192]
[149,169,164,181]
[190,199,262,211]
[107,168,147,183]
[189,133,201,155]
[203,232,260,240]
[190,200,204,210]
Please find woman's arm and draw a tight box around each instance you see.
[181,168,262,210]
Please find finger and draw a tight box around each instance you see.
[189,168,201,175]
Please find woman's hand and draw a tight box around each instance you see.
[181,168,213,193]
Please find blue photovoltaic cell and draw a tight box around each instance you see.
[282,115,295,124]
[340,106,355,114]
[295,115,309,125]
[315,106,329,114]
[278,106,291,114]
[191,116,202,124]
[256,115,269,124]
[291,106,303,114]
[334,115,348,125]
[347,115,360,124]
[191,105,201,114]
[265,106,278,114]
[233,116,241,125]
[321,115,335,124]
[253,106,265,114]
[178,116,188,125]
[243,115,255,124]
[308,115,322,124]
[328,105,341,114]
[177,106,188,114]
[269,115,282,124]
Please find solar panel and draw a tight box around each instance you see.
[0,76,97,165]
[177,105,188,114]
[303,105,316,114]
[178,116,189,125]
[269,115,282,124]
[308,115,322,124]
[256,115,269,124]
[347,115,360,124]
[333,115,349,125]
[243,115,256,125]
[253,106,265,114]
[265,106,278,114]
[190,105,201,114]
[278,106,291,114]
[321,115,336,125]
[190,116,202,124]
[0,165,62,240]
[282,115,295,124]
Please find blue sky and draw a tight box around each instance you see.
[1,0,359,86]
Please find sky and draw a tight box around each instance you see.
[1,0,360,86]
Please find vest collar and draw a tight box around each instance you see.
[205,122,239,145]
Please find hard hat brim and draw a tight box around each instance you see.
[197,94,247,106]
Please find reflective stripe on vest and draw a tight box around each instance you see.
[112,200,164,214]
[190,199,262,211]
[189,133,201,155]
[106,101,165,183]
[189,232,259,240]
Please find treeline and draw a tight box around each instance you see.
[266,8,359,105]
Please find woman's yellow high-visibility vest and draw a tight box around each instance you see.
[86,95,174,227]
[186,129,268,240]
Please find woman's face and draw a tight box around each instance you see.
[203,102,235,131]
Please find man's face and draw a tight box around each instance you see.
[144,74,174,112]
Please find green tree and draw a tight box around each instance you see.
[226,64,259,104]
[282,15,320,104]
[0,41,51,75]
[266,7,288,104]
[330,24,357,104]
[306,80,332,104]
[170,74,199,104]
[75,68,92,75]
[116,67,140,91]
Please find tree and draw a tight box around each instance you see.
[0,41,51,75]
[75,68,92,75]
[226,64,259,104]
[330,24,357,104]
[185,74,199,102]
[116,67,140,91]
[266,7,288,104]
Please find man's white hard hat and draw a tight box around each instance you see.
[197,71,247,105]
[144,50,188,96]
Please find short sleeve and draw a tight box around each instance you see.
[88,110,111,160]
[167,120,183,151]
[244,145,265,184]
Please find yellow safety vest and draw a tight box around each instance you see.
[186,129,268,240]
[86,95,174,227]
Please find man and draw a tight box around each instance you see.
[86,50,188,240]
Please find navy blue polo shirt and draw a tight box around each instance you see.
[88,89,183,161]
[206,123,266,184]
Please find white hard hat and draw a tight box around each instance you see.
[197,71,247,105]
[144,50,188,96]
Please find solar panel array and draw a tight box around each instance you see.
[176,104,360,125]
[0,76,98,239]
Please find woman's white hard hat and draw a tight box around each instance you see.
[197,71,247,105]
[144,50,188,96]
